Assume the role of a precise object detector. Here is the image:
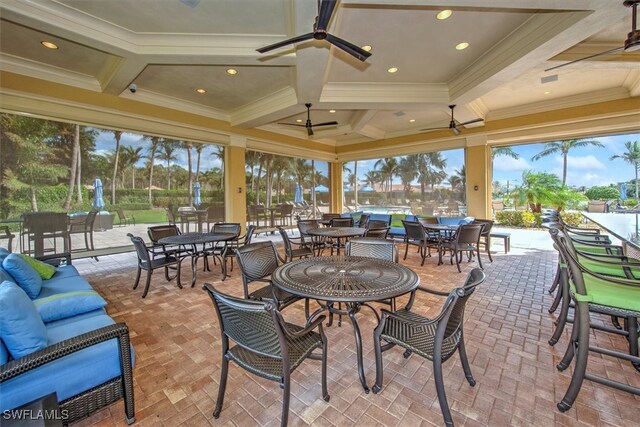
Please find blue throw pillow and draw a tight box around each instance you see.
[34,290,108,323]
[0,266,16,285]
[2,253,42,299]
[0,248,9,265]
[0,281,48,359]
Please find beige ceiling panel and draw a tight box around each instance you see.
[0,19,115,77]
[58,0,288,35]
[135,65,293,111]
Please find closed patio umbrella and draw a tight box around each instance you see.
[194,182,202,207]
[294,183,303,203]
[620,183,627,201]
[92,178,105,210]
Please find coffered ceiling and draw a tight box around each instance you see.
[0,0,638,147]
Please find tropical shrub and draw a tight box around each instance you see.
[559,211,583,227]
[495,211,524,227]
[584,186,619,200]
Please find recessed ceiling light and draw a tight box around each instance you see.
[436,10,452,20]
[361,45,372,52]
[196,88,206,94]
[41,41,58,49]
[329,109,336,113]
[455,42,469,50]
[296,119,303,123]
[544,91,551,95]
[387,67,399,73]
[226,68,238,75]
[409,119,416,123]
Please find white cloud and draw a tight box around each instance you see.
[493,156,530,171]
[565,172,613,187]
[555,154,606,171]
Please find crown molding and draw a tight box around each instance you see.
[320,83,449,105]
[0,53,101,92]
[467,99,489,120]
[486,87,630,121]
[246,137,337,163]
[623,71,640,97]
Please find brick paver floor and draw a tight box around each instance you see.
[69,239,639,426]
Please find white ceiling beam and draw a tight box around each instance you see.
[320,82,450,105]
[230,86,299,128]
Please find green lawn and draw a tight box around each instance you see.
[125,209,167,224]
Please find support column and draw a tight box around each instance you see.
[329,162,343,214]
[225,136,247,232]
[465,135,492,219]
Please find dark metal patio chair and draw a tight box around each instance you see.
[329,217,353,227]
[364,227,389,239]
[202,284,328,427]
[207,222,243,273]
[439,223,484,272]
[278,226,314,263]
[368,219,389,229]
[116,207,135,227]
[146,225,190,278]
[127,233,182,298]
[401,220,439,266]
[472,219,494,262]
[357,213,370,228]
[68,210,98,254]
[234,241,301,310]
[550,228,640,413]
[372,268,486,427]
[0,226,15,252]
[297,219,326,255]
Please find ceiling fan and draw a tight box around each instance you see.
[279,103,338,136]
[256,0,372,62]
[420,105,484,136]
[545,0,640,72]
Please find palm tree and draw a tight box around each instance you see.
[179,141,193,206]
[397,156,418,199]
[121,146,143,189]
[144,136,160,206]
[415,152,447,199]
[194,143,203,182]
[512,170,561,213]
[531,138,603,186]
[451,165,466,202]
[374,157,398,200]
[363,170,378,189]
[158,139,178,190]
[492,147,520,159]
[62,124,80,210]
[213,146,224,188]
[610,141,640,201]
[111,130,122,204]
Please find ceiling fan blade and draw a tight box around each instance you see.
[256,32,315,53]
[544,46,624,72]
[278,123,307,128]
[451,126,461,135]
[458,118,484,127]
[420,126,448,132]
[307,127,314,136]
[325,33,372,61]
[317,0,337,31]
[313,121,339,127]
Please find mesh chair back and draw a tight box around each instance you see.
[402,220,427,240]
[24,212,68,235]
[321,213,341,221]
[128,233,151,264]
[368,220,389,229]
[207,206,225,223]
[297,219,319,236]
[244,225,257,245]
[346,238,397,262]
[417,217,439,226]
[364,227,390,239]
[212,223,241,237]
[278,227,295,259]
[166,208,176,224]
[358,214,370,228]
[205,285,283,357]
[236,241,280,282]
[330,218,353,227]
[454,224,483,245]
[439,268,485,358]
[279,204,293,217]
[117,208,127,222]
[147,224,180,243]
[473,219,493,237]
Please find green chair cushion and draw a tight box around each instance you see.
[571,274,640,312]
[576,254,640,279]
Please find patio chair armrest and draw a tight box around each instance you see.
[35,252,72,266]
[379,308,439,327]
[577,250,640,266]
[0,323,131,383]
[280,314,327,339]
[415,285,450,297]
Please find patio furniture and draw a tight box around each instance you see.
[550,228,640,413]
[271,255,419,392]
[247,205,268,227]
[358,213,370,228]
[439,223,484,272]
[586,200,608,213]
[401,220,440,266]
[127,233,183,298]
[166,208,177,225]
[116,208,135,227]
[364,227,390,239]
[208,223,243,275]
[491,201,504,216]
[446,201,460,216]
[1,226,15,252]
[305,226,365,255]
[68,210,98,254]
[321,213,341,222]
[329,217,353,227]
[205,205,225,230]
[368,219,390,229]
[489,231,510,254]
[234,241,301,310]
[297,219,326,255]
[372,268,485,427]
[146,225,189,280]
[202,284,328,427]
[277,226,314,263]
[472,219,494,261]
[22,212,70,257]
[276,204,294,226]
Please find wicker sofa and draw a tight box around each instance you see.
[0,249,134,424]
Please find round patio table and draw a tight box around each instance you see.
[305,226,365,255]
[423,224,459,265]
[158,232,236,286]
[272,256,420,392]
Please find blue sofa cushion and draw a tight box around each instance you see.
[0,266,16,285]
[34,290,107,323]
[38,271,91,299]
[0,339,8,365]
[0,248,9,264]
[0,313,133,412]
[2,254,42,298]
[368,214,391,225]
[0,281,48,359]
[390,227,405,236]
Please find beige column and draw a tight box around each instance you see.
[224,136,247,232]
[465,135,492,219]
[329,162,343,214]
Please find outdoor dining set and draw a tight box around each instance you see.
[122,211,498,426]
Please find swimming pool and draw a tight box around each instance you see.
[352,205,413,214]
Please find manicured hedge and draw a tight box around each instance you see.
[495,210,583,227]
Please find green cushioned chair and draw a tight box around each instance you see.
[549,228,640,414]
